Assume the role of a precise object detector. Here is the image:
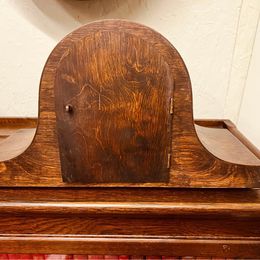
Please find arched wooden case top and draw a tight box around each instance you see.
[0,20,259,187]
[54,29,174,183]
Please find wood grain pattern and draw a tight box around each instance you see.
[1,201,260,217]
[55,30,173,183]
[0,188,259,257]
[0,128,36,161]
[0,20,259,187]
[1,21,260,257]
[0,236,259,258]
[1,187,260,203]
[0,118,37,129]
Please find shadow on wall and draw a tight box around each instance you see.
[10,0,150,41]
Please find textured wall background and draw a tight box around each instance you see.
[237,18,260,149]
[0,0,259,147]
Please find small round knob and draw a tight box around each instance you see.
[65,104,73,113]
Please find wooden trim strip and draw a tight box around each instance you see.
[0,235,259,257]
[194,119,226,128]
[0,118,37,128]
[0,201,259,217]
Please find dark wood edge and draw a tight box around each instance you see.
[0,235,259,257]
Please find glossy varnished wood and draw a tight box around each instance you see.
[55,29,173,183]
[0,20,259,187]
[1,20,260,257]
[0,236,259,258]
[0,188,259,257]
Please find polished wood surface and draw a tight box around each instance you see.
[0,187,259,257]
[55,29,173,183]
[1,118,259,168]
[1,20,260,257]
[0,118,259,256]
[0,118,37,161]
[225,119,260,159]
[0,20,259,187]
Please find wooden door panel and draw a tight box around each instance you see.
[55,31,173,183]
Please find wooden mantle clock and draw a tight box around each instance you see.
[0,20,259,258]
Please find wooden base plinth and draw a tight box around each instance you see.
[0,188,259,258]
